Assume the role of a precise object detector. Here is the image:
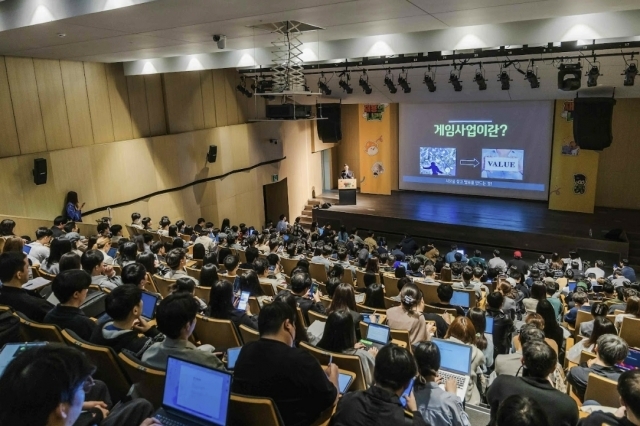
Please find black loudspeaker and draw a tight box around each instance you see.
[573,97,616,150]
[32,158,47,185]
[316,103,342,143]
[207,145,217,163]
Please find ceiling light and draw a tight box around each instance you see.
[318,73,331,95]
[359,71,373,94]
[338,72,353,94]
[586,65,601,87]
[384,70,397,94]
[449,70,462,92]
[557,63,582,91]
[498,70,511,90]
[623,62,638,86]
[474,68,487,91]
[423,69,436,92]
[398,69,411,93]
[525,69,540,89]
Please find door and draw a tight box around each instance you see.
[263,178,290,228]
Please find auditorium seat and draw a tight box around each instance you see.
[259,282,276,297]
[117,351,166,409]
[124,225,138,238]
[152,275,176,298]
[193,286,210,304]
[382,275,400,298]
[238,324,260,344]
[228,394,284,426]
[280,257,298,276]
[248,297,261,314]
[342,268,355,284]
[572,310,593,340]
[309,262,329,283]
[424,304,457,316]
[384,297,400,309]
[237,250,247,263]
[16,313,64,344]
[193,314,242,351]
[186,266,201,281]
[308,310,328,324]
[619,316,640,348]
[584,373,620,408]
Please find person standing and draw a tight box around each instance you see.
[340,164,354,179]
[65,191,84,222]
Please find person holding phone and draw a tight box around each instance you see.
[207,280,258,330]
[64,191,85,222]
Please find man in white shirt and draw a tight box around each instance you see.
[310,245,333,272]
[194,222,216,255]
[276,214,289,234]
[584,260,605,279]
[27,227,52,264]
[488,249,507,272]
[81,249,122,290]
[256,258,285,294]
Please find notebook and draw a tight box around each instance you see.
[432,338,472,402]
[485,316,494,335]
[140,291,160,321]
[450,291,471,308]
[361,323,390,349]
[617,347,640,372]
[154,356,233,426]
[0,342,47,377]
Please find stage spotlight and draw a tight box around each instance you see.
[338,73,353,94]
[384,70,397,93]
[557,63,582,91]
[423,72,436,92]
[498,70,511,90]
[359,71,373,94]
[474,69,487,90]
[318,73,331,95]
[623,62,638,86]
[398,69,411,93]
[252,76,275,100]
[525,70,540,88]
[236,76,253,98]
[586,65,601,87]
[449,70,462,91]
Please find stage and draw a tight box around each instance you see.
[312,191,633,261]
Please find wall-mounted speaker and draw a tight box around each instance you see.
[33,158,47,185]
[316,103,342,143]
[573,97,616,150]
[207,145,218,163]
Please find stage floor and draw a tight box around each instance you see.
[312,191,633,259]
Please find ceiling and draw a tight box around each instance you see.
[1,0,640,62]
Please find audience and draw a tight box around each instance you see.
[164,248,199,285]
[81,249,122,290]
[40,237,73,275]
[496,395,550,426]
[44,270,96,340]
[445,316,486,404]
[207,279,258,330]
[386,283,432,345]
[566,316,617,364]
[290,272,327,324]
[0,252,53,322]
[578,369,640,426]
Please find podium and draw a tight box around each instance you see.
[338,179,357,205]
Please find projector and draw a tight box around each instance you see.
[266,104,311,120]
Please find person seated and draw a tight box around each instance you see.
[453,266,487,299]
[330,344,428,426]
[170,277,208,312]
[50,215,67,238]
[59,252,82,272]
[485,291,516,356]
[335,247,357,276]
[0,252,53,322]
[467,249,487,270]
[578,369,640,426]
[493,324,545,379]
[444,317,486,404]
[290,272,327,324]
[157,217,171,237]
[580,302,609,338]
[327,283,362,332]
[450,252,467,277]
[81,249,122,290]
[567,316,617,364]
[317,310,377,387]
[232,301,338,426]
[266,253,287,281]
[121,262,149,290]
[40,238,73,275]
[142,293,223,370]
[239,246,259,270]
[363,283,386,310]
[413,341,471,426]
[254,257,284,293]
[207,279,258,330]
[564,290,591,326]
[421,264,438,284]
[496,395,550,426]
[568,334,628,402]
[544,280,563,321]
[96,236,115,266]
[507,251,529,276]
[310,244,333,272]
[44,270,96,340]
[614,293,640,328]
[386,283,433,345]
[90,284,164,356]
[431,283,465,317]
[407,258,425,278]
[26,226,53,264]
[488,340,578,426]
[163,248,199,285]
[238,270,271,307]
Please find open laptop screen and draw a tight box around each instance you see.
[0,343,47,377]
[432,338,472,375]
[107,247,118,258]
[450,291,470,308]
[367,323,390,345]
[485,316,494,335]
[618,347,640,372]
[163,357,232,426]
[23,245,32,255]
[140,291,159,320]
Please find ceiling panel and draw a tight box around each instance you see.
[408,0,541,14]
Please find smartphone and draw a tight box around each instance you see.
[399,377,416,408]
[226,347,242,370]
[237,291,250,311]
[268,265,276,272]
[309,283,319,295]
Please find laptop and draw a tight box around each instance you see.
[23,245,32,255]
[617,347,640,372]
[226,347,241,370]
[0,342,47,377]
[450,291,471,309]
[107,247,118,258]
[431,338,472,402]
[485,316,494,335]
[154,356,233,426]
[567,281,577,292]
[361,323,390,349]
[141,291,160,321]
[399,262,408,270]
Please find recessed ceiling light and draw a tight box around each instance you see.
[57,33,66,38]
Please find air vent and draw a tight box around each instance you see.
[249,20,324,33]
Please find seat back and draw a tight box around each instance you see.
[185,266,201,281]
[579,350,597,365]
[61,329,132,403]
[440,267,452,283]
[299,341,367,391]
[228,394,284,426]
[152,275,176,298]
[144,272,160,294]
[415,281,441,305]
[342,268,355,284]
[424,304,457,316]
[239,324,260,344]
[248,297,261,314]
[124,225,138,238]
[259,281,276,297]
[309,262,329,283]
[355,269,380,289]
[112,264,122,276]
[193,314,242,351]
[620,316,640,348]
[574,310,594,337]
[17,315,64,343]
[308,310,328,324]
[382,275,401,298]
[280,257,298,277]
[117,351,166,409]
[584,372,620,408]
[159,235,173,244]
[194,286,211,304]
[38,269,57,281]
[237,250,247,263]
[384,297,400,309]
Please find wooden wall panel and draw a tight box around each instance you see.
[60,60,94,147]
[224,69,239,125]
[126,75,150,138]
[388,104,399,191]
[106,63,133,142]
[0,57,20,158]
[190,71,205,130]
[49,146,98,213]
[5,56,47,154]
[163,72,194,134]
[33,59,72,151]
[0,156,27,216]
[200,70,217,128]
[144,74,166,136]
[211,69,228,127]
[84,62,115,144]
[16,152,61,220]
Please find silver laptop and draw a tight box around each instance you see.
[362,323,390,349]
[153,356,233,426]
[432,338,472,402]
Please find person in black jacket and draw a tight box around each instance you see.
[329,344,428,426]
[0,252,53,322]
[44,269,96,340]
[485,292,515,357]
[290,272,326,324]
[206,279,258,330]
[400,234,419,256]
[90,284,163,357]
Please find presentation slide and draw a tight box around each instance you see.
[399,101,553,200]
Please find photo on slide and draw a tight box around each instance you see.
[419,147,456,176]
[481,149,524,180]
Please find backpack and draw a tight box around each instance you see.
[0,310,21,346]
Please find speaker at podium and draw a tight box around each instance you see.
[338,179,357,205]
